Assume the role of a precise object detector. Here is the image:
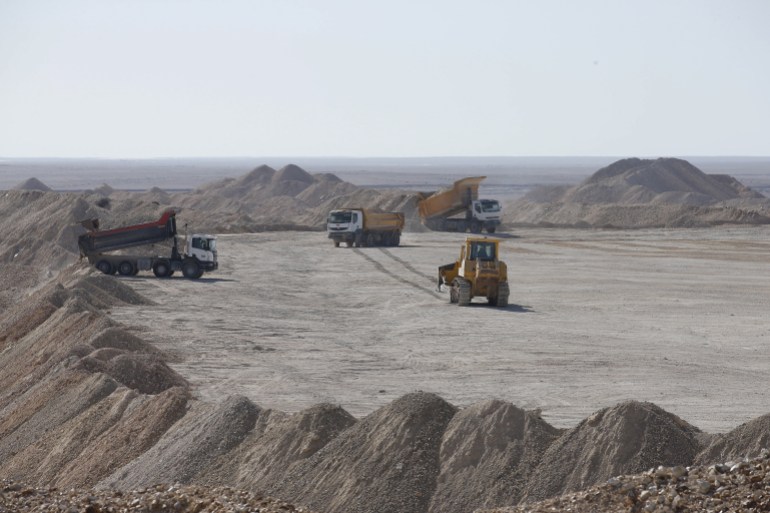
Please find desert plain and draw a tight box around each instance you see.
[111,226,770,434]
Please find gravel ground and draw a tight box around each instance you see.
[0,481,319,513]
[110,226,770,433]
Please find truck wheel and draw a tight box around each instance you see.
[470,222,482,234]
[393,233,400,246]
[366,233,376,247]
[118,261,135,276]
[182,259,201,279]
[153,260,172,278]
[487,226,496,234]
[333,240,340,248]
[96,260,113,275]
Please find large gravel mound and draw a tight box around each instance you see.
[522,401,703,503]
[505,157,770,228]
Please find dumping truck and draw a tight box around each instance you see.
[77,209,218,279]
[417,176,502,233]
[327,208,405,247]
[437,237,509,307]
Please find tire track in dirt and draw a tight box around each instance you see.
[353,248,444,299]
[379,248,438,283]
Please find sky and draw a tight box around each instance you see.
[1,0,769,158]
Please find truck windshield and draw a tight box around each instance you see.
[328,211,352,223]
[192,237,216,252]
[479,200,500,213]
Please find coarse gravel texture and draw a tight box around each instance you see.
[480,449,770,513]
[0,481,319,513]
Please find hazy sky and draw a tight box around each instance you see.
[1,0,769,158]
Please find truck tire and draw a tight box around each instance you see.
[153,260,172,278]
[182,259,202,279]
[96,260,113,275]
[333,240,340,248]
[118,261,135,276]
[392,233,400,246]
[487,226,496,234]
[366,233,375,247]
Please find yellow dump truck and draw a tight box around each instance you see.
[418,176,502,233]
[327,208,405,247]
[438,237,509,307]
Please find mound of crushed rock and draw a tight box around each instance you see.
[168,164,422,233]
[505,158,770,228]
[482,449,770,513]
[0,481,319,513]
[12,177,52,191]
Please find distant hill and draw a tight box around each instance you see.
[13,177,52,191]
[504,158,770,228]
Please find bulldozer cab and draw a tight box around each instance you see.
[469,240,496,261]
[459,237,500,278]
[438,236,509,307]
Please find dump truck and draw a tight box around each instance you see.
[417,176,502,233]
[77,209,218,279]
[438,237,509,307]
[327,208,404,247]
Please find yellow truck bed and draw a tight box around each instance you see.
[361,210,405,231]
[417,176,486,220]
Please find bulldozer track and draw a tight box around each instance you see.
[352,248,444,299]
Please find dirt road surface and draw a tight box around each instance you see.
[110,227,770,433]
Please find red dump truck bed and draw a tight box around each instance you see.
[78,209,177,255]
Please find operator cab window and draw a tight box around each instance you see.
[471,242,495,261]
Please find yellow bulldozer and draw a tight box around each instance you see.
[438,237,509,307]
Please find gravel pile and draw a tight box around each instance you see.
[504,158,770,228]
[481,449,770,513]
[522,401,704,503]
[0,481,318,513]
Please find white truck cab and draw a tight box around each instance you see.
[471,199,502,223]
[327,209,362,235]
[188,234,218,264]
